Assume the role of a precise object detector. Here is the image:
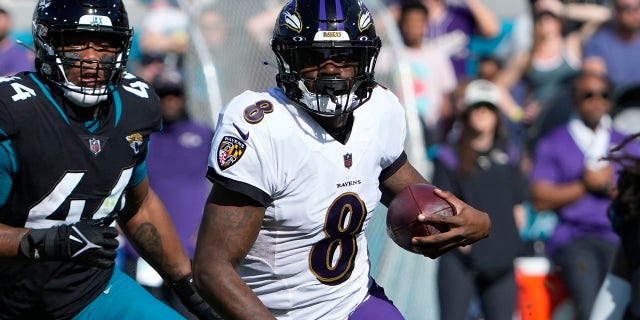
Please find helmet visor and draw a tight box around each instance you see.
[288,44,375,76]
[299,47,363,69]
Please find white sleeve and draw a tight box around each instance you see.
[207,93,275,206]
[374,87,407,170]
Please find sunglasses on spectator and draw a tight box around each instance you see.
[578,90,610,100]
[616,4,640,12]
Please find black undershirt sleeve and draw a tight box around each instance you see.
[379,151,407,182]
[206,167,271,207]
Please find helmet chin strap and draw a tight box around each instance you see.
[63,87,109,108]
[326,88,345,108]
[324,87,344,114]
[56,65,110,107]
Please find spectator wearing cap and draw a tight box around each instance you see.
[0,7,34,76]
[529,71,640,319]
[452,78,528,148]
[120,68,213,319]
[432,79,529,320]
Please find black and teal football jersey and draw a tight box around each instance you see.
[0,71,161,319]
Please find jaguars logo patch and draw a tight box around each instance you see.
[126,133,144,155]
[217,136,247,170]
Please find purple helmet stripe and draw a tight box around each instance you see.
[319,0,327,30]
[334,0,344,30]
[318,0,346,31]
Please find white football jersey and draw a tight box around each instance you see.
[207,86,407,320]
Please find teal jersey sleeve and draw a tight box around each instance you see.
[128,140,149,188]
[129,160,147,189]
[0,140,17,207]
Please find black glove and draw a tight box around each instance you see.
[19,220,119,268]
[170,273,220,320]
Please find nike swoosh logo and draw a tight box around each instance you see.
[103,284,112,294]
[232,123,250,141]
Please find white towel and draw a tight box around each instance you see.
[567,113,612,170]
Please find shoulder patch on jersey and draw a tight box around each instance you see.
[126,132,144,155]
[217,136,247,171]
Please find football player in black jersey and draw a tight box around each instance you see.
[0,0,216,319]
[591,132,640,319]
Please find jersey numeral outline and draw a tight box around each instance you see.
[308,192,367,285]
[25,168,133,228]
[243,100,274,124]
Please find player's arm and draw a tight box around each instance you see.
[193,182,275,320]
[0,140,119,267]
[379,156,429,206]
[0,224,28,258]
[119,177,191,280]
[0,140,26,258]
[380,159,491,259]
[119,177,218,319]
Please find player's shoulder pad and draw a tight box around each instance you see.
[117,73,156,98]
[120,72,149,86]
[0,72,36,91]
[0,72,46,107]
[116,72,161,106]
[369,85,406,118]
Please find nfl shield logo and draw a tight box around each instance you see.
[89,138,101,155]
[343,153,352,168]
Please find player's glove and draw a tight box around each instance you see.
[170,273,220,320]
[19,220,119,268]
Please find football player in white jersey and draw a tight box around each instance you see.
[193,0,491,319]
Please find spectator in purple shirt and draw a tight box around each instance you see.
[583,0,640,88]
[530,71,640,319]
[0,7,34,76]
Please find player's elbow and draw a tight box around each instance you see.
[192,260,218,298]
[192,269,207,296]
[193,254,235,292]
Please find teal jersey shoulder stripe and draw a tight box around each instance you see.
[112,88,122,127]
[28,73,70,125]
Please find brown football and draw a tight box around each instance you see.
[386,183,456,253]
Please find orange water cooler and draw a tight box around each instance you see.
[514,256,575,320]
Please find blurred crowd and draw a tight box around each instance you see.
[3,0,640,318]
